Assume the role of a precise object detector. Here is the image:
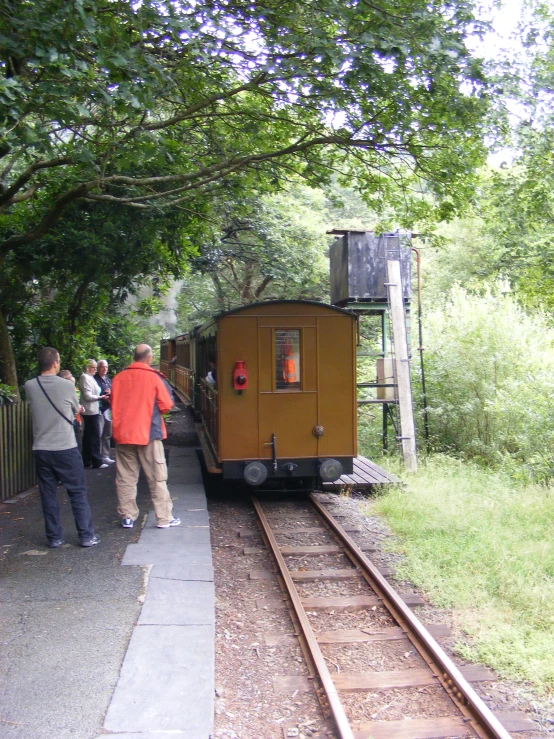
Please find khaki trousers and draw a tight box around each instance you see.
[115,440,173,525]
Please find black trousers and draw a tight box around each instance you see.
[34,447,95,544]
[82,414,103,467]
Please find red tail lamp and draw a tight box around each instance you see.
[232,360,248,391]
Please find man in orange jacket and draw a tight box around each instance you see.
[111,343,181,529]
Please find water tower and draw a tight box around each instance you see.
[329,230,417,470]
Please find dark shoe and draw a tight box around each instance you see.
[48,539,64,548]
[84,464,92,468]
[157,517,181,529]
[81,534,100,547]
[121,518,133,528]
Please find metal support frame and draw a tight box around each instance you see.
[386,260,418,472]
[348,301,401,454]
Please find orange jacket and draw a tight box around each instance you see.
[111,363,174,445]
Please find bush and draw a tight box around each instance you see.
[0,383,17,404]
[419,286,554,481]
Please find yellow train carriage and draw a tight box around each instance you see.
[160,335,194,402]
[192,300,357,486]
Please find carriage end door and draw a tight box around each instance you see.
[258,322,318,460]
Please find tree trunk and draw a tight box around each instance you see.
[0,306,20,398]
[211,272,227,312]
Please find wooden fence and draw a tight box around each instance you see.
[0,401,36,502]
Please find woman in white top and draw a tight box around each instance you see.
[79,359,109,469]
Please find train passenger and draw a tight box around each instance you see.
[79,359,110,469]
[94,359,114,465]
[205,355,217,387]
[24,347,100,548]
[110,343,181,530]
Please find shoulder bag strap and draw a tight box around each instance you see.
[36,376,74,426]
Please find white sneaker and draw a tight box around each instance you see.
[157,517,181,529]
[103,457,115,464]
[98,463,109,469]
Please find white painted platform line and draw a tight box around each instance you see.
[99,448,214,739]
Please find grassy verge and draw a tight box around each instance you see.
[367,454,554,695]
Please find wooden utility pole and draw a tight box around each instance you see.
[386,259,418,472]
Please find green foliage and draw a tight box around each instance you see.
[371,455,554,693]
[0,0,488,245]
[0,0,491,386]
[420,285,554,480]
[3,198,198,385]
[175,185,332,328]
[0,383,16,404]
[469,4,554,312]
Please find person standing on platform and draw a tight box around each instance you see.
[95,359,114,465]
[111,343,180,529]
[79,359,109,469]
[24,347,100,548]
[59,368,84,452]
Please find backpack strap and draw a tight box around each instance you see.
[36,376,74,426]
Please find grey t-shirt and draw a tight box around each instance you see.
[24,375,80,451]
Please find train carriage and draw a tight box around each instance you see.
[161,334,194,402]
[165,300,358,488]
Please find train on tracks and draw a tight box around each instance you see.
[160,300,357,489]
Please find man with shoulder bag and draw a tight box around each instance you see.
[24,347,100,548]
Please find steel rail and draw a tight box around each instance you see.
[310,493,513,739]
[251,497,356,739]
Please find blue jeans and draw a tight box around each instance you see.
[34,447,95,543]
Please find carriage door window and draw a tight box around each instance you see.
[275,330,301,390]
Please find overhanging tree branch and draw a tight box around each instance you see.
[0,156,73,207]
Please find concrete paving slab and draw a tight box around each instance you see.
[133,524,211,546]
[169,483,207,498]
[142,509,209,527]
[168,456,201,465]
[147,503,209,524]
[168,447,199,457]
[122,539,212,566]
[174,509,210,525]
[150,564,214,582]
[138,579,214,625]
[0,463,144,739]
[103,624,214,735]
[94,733,207,739]
[168,470,204,484]
[171,498,209,513]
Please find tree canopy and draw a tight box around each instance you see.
[1,0,488,243]
[0,0,490,387]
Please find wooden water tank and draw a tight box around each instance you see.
[330,231,412,305]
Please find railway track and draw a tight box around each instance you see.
[249,494,534,739]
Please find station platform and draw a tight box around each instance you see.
[0,443,214,739]
[99,446,214,739]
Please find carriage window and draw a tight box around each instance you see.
[275,330,301,390]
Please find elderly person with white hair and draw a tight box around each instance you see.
[79,359,109,469]
[94,358,114,464]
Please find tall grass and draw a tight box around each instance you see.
[371,455,554,694]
